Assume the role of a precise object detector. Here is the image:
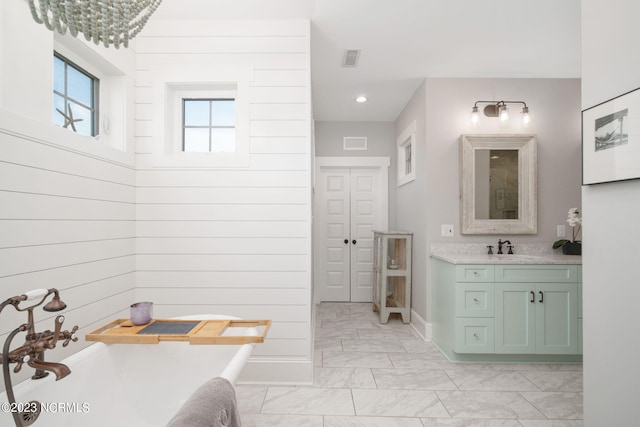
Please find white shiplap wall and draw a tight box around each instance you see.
[134,19,313,383]
[0,1,137,390]
[0,111,136,386]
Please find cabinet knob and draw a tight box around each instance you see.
[473,298,479,303]
[352,239,357,245]
[344,239,349,244]
[473,271,479,277]
[473,333,479,339]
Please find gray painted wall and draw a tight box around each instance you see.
[395,81,428,322]
[582,1,640,424]
[395,78,582,329]
[314,121,397,227]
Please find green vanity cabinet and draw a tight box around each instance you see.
[432,258,582,363]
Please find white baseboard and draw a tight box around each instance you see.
[238,358,313,385]
[410,308,432,341]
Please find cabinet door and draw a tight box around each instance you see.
[535,283,578,354]
[495,283,536,354]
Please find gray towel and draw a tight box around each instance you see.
[166,377,241,427]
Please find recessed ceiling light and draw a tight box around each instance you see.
[355,96,368,103]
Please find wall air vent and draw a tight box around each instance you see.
[342,49,361,67]
[343,136,367,151]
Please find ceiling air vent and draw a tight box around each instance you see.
[342,49,361,67]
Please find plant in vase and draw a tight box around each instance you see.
[553,207,582,255]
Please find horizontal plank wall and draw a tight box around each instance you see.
[134,19,313,384]
[0,1,137,391]
[0,111,136,388]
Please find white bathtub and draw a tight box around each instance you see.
[0,315,256,427]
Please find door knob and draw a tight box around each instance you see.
[344,239,349,244]
[352,239,357,245]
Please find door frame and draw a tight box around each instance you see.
[313,156,390,304]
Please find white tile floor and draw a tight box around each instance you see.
[236,303,583,427]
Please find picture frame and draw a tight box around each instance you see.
[582,87,640,185]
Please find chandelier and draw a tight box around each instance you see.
[27,0,163,49]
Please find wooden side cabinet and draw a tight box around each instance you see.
[372,231,412,323]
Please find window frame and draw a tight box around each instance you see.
[397,121,417,186]
[53,52,100,137]
[150,63,252,169]
[182,98,236,153]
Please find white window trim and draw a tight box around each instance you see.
[54,37,128,153]
[150,63,253,169]
[397,120,416,186]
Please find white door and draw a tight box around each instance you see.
[315,160,388,302]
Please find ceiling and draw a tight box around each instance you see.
[151,0,581,122]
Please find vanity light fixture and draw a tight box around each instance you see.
[471,100,530,126]
[355,96,368,103]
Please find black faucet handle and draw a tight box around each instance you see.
[486,245,494,254]
[507,245,514,254]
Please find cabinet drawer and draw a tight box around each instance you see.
[455,318,495,354]
[455,265,495,282]
[495,265,578,283]
[455,283,495,317]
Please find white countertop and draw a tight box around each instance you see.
[430,252,582,265]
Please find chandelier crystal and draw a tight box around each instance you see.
[28,0,163,49]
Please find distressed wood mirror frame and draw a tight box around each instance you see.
[460,134,537,234]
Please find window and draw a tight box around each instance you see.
[53,53,99,137]
[150,63,252,168]
[397,121,416,186]
[183,99,235,152]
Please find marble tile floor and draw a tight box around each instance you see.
[236,302,583,427]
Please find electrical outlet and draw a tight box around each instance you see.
[441,224,454,237]
[557,225,566,238]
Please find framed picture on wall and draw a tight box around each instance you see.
[582,86,640,185]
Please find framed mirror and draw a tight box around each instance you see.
[460,134,537,234]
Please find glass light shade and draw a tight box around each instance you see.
[471,106,479,125]
[522,107,531,126]
[499,105,509,122]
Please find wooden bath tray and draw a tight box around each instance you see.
[86,319,270,345]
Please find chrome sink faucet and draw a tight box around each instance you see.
[497,239,513,254]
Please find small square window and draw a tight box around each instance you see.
[53,53,99,137]
[182,99,235,153]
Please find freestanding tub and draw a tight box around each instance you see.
[0,315,256,427]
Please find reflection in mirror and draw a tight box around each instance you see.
[474,149,519,220]
[460,134,537,234]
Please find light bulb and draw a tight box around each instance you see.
[471,106,479,125]
[355,96,368,103]
[499,105,509,122]
[522,106,530,126]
